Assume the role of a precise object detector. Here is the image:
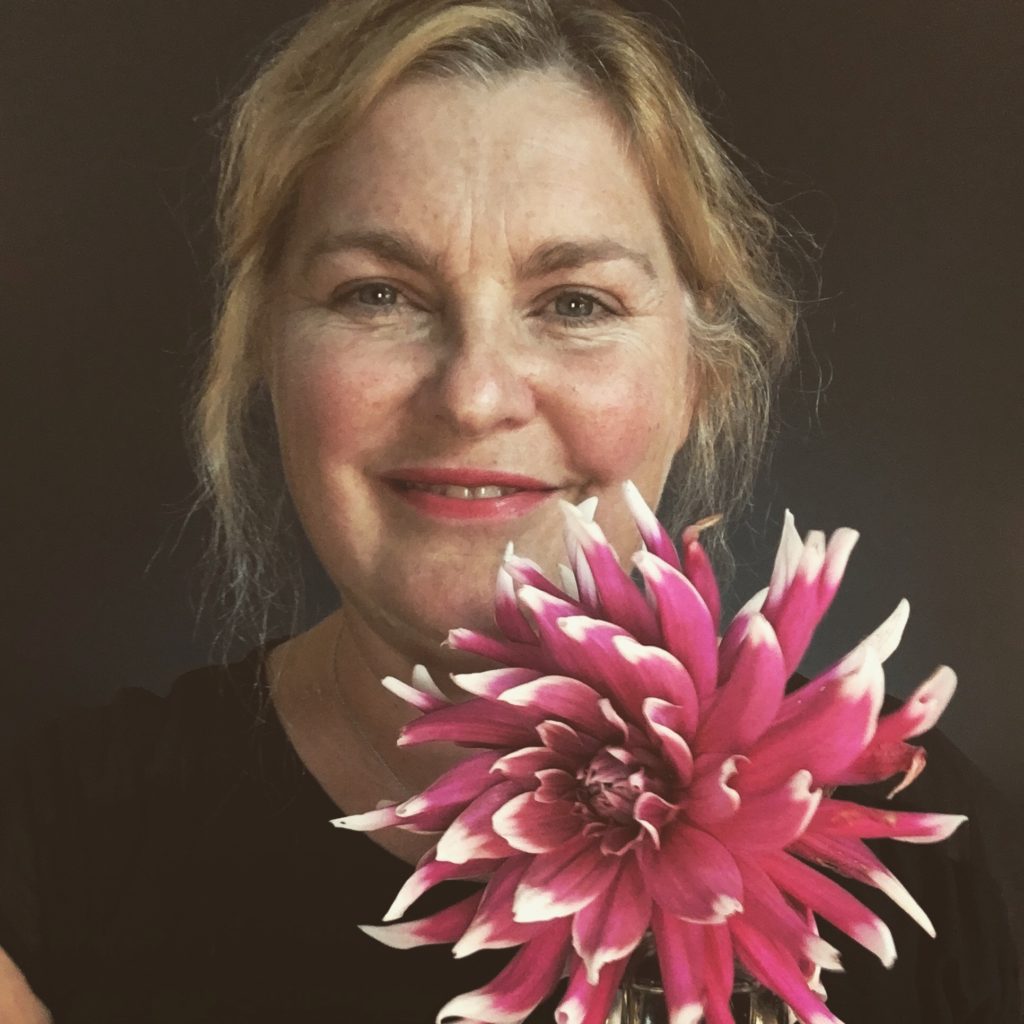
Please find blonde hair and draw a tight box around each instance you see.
[193,0,796,644]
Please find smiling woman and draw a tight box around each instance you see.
[1,0,1018,1022]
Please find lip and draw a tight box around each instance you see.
[380,466,559,521]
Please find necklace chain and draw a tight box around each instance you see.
[331,620,411,797]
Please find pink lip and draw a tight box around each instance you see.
[381,466,558,521]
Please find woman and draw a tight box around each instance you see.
[0,1,1017,1021]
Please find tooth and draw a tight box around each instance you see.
[474,486,504,498]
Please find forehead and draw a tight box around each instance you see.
[288,71,670,267]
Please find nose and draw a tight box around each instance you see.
[430,314,538,436]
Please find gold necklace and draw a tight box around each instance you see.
[330,619,412,798]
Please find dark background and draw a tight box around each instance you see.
[2,0,1022,820]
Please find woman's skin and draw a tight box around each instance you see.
[265,71,699,865]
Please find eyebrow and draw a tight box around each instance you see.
[301,229,659,283]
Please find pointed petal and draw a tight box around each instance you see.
[651,907,705,1024]
[730,916,843,1024]
[331,802,400,832]
[436,921,571,1024]
[360,891,481,950]
[633,551,718,703]
[435,780,522,864]
[717,587,768,680]
[572,856,652,983]
[491,745,573,782]
[763,851,896,967]
[536,718,602,760]
[495,564,540,644]
[381,674,448,713]
[447,627,549,670]
[514,833,618,923]
[698,613,785,753]
[622,479,681,568]
[399,697,540,749]
[681,515,723,631]
[873,665,957,743]
[492,792,584,853]
[638,823,743,923]
[683,754,742,827]
[701,923,736,1024]
[806,796,967,844]
[793,832,935,936]
[555,953,630,1024]
[633,791,677,848]
[383,848,493,921]
[397,750,504,824]
[503,551,573,600]
[713,769,820,850]
[641,699,695,786]
[452,666,545,700]
[499,675,611,739]
[452,855,541,957]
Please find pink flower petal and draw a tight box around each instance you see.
[499,675,611,739]
[503,550,575,601]
[871,664,957,743]
[712,769,820,850]
[683,754,742,827]
[701,923,736,1024]
[651,907,705,1024]
[514,833,619,923]
[730,915,843,1024]
[452,666,544,699]
[399,697,541,750]
[381,674,449,713]
[633,791,678,849]
[436,921,572,1024]
[331,802,400,832]
[452,855,542,958]
[360,891,482,950]
[739,650,884,792]
[492,791,584,853]
[491,745,572,782]
[641,698,696,786]
[383,848,494,921]
[806,796,966,844]
[681,516,723,631]
[697,613,786,753]
[494,564,540,644]
[555,953,630,1024]
[435,780,523,864]
[397,750,504,823]
[571,855,652,983]
[536,719,602,761]
[793,832,935,936]
[446,627,549,670]
[633,551,718,703]
[638,823,744,923]
[763,851,896,967]
[622,479,681,569]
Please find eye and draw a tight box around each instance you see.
[343,282,398,307]
[545,290,616,326]
[327,280,421,320]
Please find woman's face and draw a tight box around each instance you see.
[267,72,696,661]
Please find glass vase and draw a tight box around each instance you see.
[608,934,788,1024]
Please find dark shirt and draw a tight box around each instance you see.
[0,645,1019,1022]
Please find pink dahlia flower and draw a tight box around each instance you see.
[334,484,964,1024]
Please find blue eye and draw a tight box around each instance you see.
[548,291,614,326]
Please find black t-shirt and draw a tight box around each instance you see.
[0,645,1019,1023]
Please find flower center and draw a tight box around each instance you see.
[577,747,664,825]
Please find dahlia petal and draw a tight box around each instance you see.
[499,676,611,738]
[763,851,896,967]
[514,833,619,923]
[622,479,681,569]
[633,551,718,703]
[730,916,843,1024]
[740,650,884,792]
[794,832,935,936]
[383,848,494,921]
[517,586,588,636]
[360,891,482,950]
[716,586,768,680]
[638,823,744,923]
[503,551,573,601]
[713,769,820,850]
[572,855,651,983]
[839,740,928,797]
[491,745,572,782]
[651,907,705,1024]
[451,666,544,700]
[681,515,723,631]
[872,665,957,743]
[536,719,602,760]
[331,802,400,831]
[764,509,804,611]
[381,674,449,713]
[697,613,786,753]
[555,953,630,1024]
[397,750,504,822]
[641,699,696,786]
[683,754,741,826]
[612,634,700,728]
[435,780,522,864]
[399,698,541,750]
[633,791,677,847]
[831,600,909,676]
[538,614,631,698]
[807,796,967,844]
[533,766,578,804]
[452,855,541,957]
[734,854,843,971]
[436,921,572,1024]
[446,627,549,670]
[561,501,660,642]
[495,564,540,644]
[558,563,581,602]
[492,792,583,853]
[701,923,736,1024]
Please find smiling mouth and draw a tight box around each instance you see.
[382,469,558,520]
[398,482,525,500]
